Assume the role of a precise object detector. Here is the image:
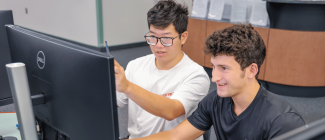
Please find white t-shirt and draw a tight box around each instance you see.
[116,53,210,139]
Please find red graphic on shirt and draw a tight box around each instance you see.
[162,92,174,97]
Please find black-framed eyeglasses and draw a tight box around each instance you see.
[144,33,182,47]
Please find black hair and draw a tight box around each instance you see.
[147,0,189,35]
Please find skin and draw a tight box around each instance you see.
[131,55,261,140]
[114,23,189,121]
[210,55,260,116]
[148,24,188,70]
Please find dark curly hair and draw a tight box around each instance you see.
[147,0,189,35]
[204,24,266,79]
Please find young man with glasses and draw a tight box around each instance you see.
[114,0,210,139]
[130,24,305,140]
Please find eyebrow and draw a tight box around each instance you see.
[211,62,229,67]
[149,31,172,35]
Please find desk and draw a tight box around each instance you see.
[0,113,21,140]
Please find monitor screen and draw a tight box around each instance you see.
[0,10,14,106]
[5,25,119,140]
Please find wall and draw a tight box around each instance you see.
[0,0,194,48]
[102,0,155,46]
[103,0,193,47]
[0,0,99,47]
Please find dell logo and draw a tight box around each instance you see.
[37,51,45,69]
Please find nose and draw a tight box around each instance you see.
[211,69,222,83]
[155,39,164,48]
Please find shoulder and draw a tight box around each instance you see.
[263,90,301,116]
[199,90,220,107]
[268,112,305,138]
[260,89,305,125]
[182,53,203,69]
[273,112,305,125]
[256,88,305,138]
[192,90,220,116]
[195,90,230,117]
[177,53,209,77]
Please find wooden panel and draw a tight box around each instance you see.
[254,27,269,80]
[265,29,325,87]
[204,21,234,68]
[204,21,269,80]
[182,18,206,66]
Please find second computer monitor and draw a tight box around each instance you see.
[0,10,14,106]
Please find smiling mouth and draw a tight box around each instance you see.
[218,83,227,86]
[157,51,165,54]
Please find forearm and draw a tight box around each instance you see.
[130,130,174,140]
[124,82,184,120]
[114,60,185,120]
[129,119,205,140]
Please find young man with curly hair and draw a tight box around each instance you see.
[131,24,305,140]
[114,0,210,139]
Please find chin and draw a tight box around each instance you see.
[155,56,169,61]
[155,57,165,62]
[218,94,230,98]
[217,90,230,98]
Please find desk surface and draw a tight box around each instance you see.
[0,113,21,140]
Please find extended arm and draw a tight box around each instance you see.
[131,119,205,140]
[114,60,185,120]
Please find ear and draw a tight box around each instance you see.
[180,31,188,45]
[247,63,258,79]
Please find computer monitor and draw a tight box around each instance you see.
[0,10,14,106]
[272,117,325,140]
[5,25,119,140]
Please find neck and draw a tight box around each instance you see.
[232,80,260,116]
[155,51,184,70]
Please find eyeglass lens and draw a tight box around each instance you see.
[146,36,173,46]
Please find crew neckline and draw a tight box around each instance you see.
[152,52,187,74]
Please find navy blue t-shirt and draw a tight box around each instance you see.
[188,85,305,140]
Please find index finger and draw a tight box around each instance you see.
[114,59,121,67]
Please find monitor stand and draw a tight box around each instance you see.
[6,63,38,140]
[0,136,17,140]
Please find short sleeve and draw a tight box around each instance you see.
[116,61,133,108]
[187,92,215,131]
[170,68,210,118]
[268,112,305,139]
